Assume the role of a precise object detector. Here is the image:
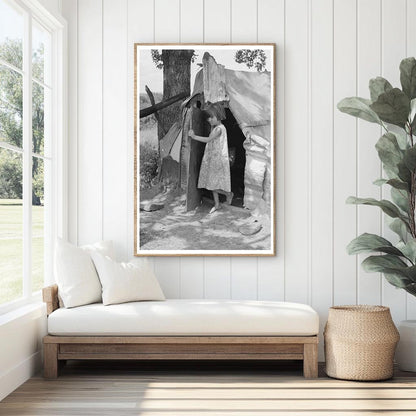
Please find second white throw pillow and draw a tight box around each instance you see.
[91,253,165,306]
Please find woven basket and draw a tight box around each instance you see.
[324,305,399,381]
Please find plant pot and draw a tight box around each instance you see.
[395,320,416,372]
[324,305,400,381]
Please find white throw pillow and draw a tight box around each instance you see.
[55,239,114,308]
[90,252,165,306]
[81,240,115,259]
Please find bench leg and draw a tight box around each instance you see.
[303,343,318,379]
[44,343,59,379]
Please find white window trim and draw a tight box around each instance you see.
[0,0,67,315]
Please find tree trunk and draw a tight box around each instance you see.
[158,50,194,142]
[32,157,41,206]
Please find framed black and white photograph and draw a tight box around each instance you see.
[134,44,275,256]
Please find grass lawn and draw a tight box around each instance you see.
[0,199,44,305]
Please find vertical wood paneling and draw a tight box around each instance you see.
[230,0,257,42]
[284,0,309,304]
[127,0,154,262]
[65,0,413,330]
[333,0,357,305]
[204,0,231,42]
[229,0,258,300]
[180,0,203,43]
[155,0,180,41]
[153,257,181,298]
[179,0,205,298]
[180,258,204,298]
[257,0,285,301]
[204,257,231,299]
[381,0,407,322]
[61,0,78,245]
[77,0,103,245]
[103,0,128,260]
[231,258,257,299]
[203,0,232,299]
[356,0,382,305]
[407,0,416,319]
[407,0,416,64]
[152,0,181,298]
[310,0,333,359]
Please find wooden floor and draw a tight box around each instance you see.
[1,360,416,415]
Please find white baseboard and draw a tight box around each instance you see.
[0,350,42,401]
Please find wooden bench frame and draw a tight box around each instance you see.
[42,285,319,379]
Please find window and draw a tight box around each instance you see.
[0,0,66,312]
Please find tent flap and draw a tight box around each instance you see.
[225,69,271,136]
[160,122,181,160]
[203,52,229,104]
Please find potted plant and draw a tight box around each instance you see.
[338,57,416,372]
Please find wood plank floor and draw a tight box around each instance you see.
[1,360,416,415]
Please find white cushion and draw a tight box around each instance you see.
[54,239,114,308]
[90,253,165,305]
[47,299,319,336]
[81,240,115,259]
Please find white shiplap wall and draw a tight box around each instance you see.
[61,0,416,357]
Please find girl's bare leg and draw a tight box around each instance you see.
[210,191,220,214]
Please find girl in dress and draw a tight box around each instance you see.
[189,105,233,214]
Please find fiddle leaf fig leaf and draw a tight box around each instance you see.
[387,178,410,191]
[372,178,410,191]
[404,283,416,296]
[403,146,416,172]
[391,187,409,214]
[369,77,393,102]
[347,233,403,256]
[397,240,416,264]
[373,178,388,186]
[389,217,410,241]
[410,98,416,125]
[402,265,416,282]
[361,255,416,288]
[398,161,412,185]
[346,196,406,220]
[400,57,416,100]
[411,99,416,132]
[383,271,412,288]
[375,132,404,173]
[412,114,416,133]
[370,88,410,128]
[384,166,400,180]
[362,254,408,272]
[395,130,410,150]
[337,97,382,125]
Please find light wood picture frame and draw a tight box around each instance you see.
[134,44,276,256]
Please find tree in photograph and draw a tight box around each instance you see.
[0,38,44,204]
[151,49,196,141]
[235,49,267,72]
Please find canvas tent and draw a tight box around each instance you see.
[159,52,272,215]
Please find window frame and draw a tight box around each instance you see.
[0,0,67,315]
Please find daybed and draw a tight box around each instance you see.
[42,284,320,379]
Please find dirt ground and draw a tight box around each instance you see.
[139,187,272,251]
